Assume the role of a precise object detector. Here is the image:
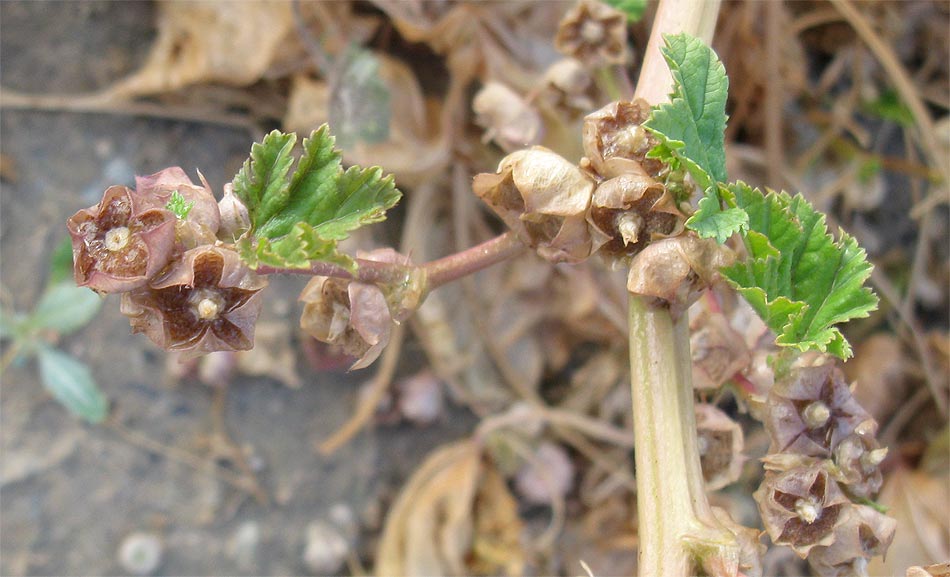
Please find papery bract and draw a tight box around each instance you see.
[67,185,176,293]
[135,167,221,247]
[120,246,266,354]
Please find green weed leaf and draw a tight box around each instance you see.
[165,190,194,219]
[721,182,878,359]
[37,346,108,423]
[644,33,729,188]
[237,223,355,271]
[687,186,748,243]
[29,283,102,335]
[230,126,401,269]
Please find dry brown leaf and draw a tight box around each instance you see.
[376,440,525,576]
[109,1,294,98]
[843,332,908,422]
[867,467,950,575]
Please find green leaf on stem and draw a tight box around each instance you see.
[37,346,109,423]
[29,283,102,335]
[237,223,355,271]
[686,186,748,243]
[644,33,729,189]
[230,126,401,269]
[721,182,878,359]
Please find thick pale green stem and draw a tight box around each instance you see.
[629,0,735,575]
[629,297,729,574]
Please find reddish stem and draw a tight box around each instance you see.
[254,231,525,291]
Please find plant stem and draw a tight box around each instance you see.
[628,297,725,574]
[255,231,525,292]
[628,0,740,574]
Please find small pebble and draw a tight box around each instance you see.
[117,531,163,576]
[302,521,349,575]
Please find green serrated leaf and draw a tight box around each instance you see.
[37,346,108,423]
[644,33,729,186]
[29,283,103,335]
[232,130,297,223]
[165,190,194,219]
[231,126,402,271]
[686,187,748,243]
[257,126,342,239]
[721,182,878,359]
[312,166,400,240]
[48,237,75,286]
[238,224,355,271]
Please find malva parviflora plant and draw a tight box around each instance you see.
[65,1,895,574]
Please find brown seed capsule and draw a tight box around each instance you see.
[755,464,850,557]
[555,0,629,68]
[832,425,886,499]
[473,147,598,263]
[582,98,663,179]
[587,165,684,261]
[541,58,594,112]
[806,504,896,575]
[67,185,177,293]
[766,364,873,458]
[299,275,392,371]
[695,404,745,491]
[626,234,733,317]
[120,246,266,354]
[473,82,543,152]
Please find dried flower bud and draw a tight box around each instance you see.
[587,167,684,261]
[299,276,392,370]
[120,246,267,354]
[832,428,886,499]
[690,311,752,391]
[766,364,873,458]
[67,185,177,293]
[626,234,733,317]
[582,98,663,179]
[806,505,896,576]
[555,0,629,68]
[755,464,850,557]
[541,58,594,111]
[473,147,598,263]
[218,183,251,242]
[134,167,221,247]
[695,404,745,491]
[473,82,543,152]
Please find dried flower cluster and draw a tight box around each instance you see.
[755,362,895,573]
[299,248,421,369]
[474,97,731,316]
[67,168,266,354]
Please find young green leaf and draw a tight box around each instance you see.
[232,130,297,222]
[687,186,748,243]
[237,223,354,271]
[37,346,109,423]
[165,190,195,219]
[29,283,102,335]
[721,182,878,359]
[643,33,729,188]
[229,126,401,270]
